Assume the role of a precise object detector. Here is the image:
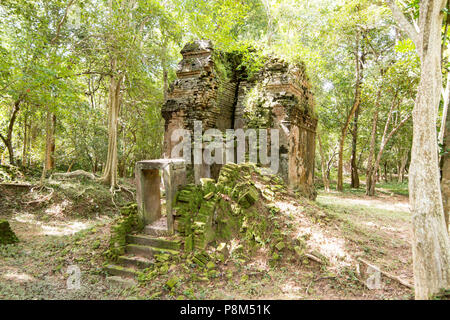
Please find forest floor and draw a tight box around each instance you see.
[0,177,414,300]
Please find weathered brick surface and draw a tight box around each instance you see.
[162,40,317,199]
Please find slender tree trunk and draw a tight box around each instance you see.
[0,97,22,165]
[3,139,14,166]
[366,87,382,195]
[398,151,408,183]
[22,112,28,167]
[317,131,330,192]
[367,94,410,196]
[368,115,411,195]
[100,59,123,190]
[351,106,360,188]
[27,121,32,167]
[45,111,56,171]
[337,28,362,191]
[67,159,75,173]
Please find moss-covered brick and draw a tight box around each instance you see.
[238,186,259,209]
[184,235,194,252]
[104,203,143,261]
[275,241,285,251]
[200,178,216,195]
[166,276,179,289]
[173,163,288,254]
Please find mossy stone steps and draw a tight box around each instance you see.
[127,234,181,250]
[117,255,153,269]
[125,243,179,258]
[106,217,182,286]
[105,264,138,279]
[106,276,137,288]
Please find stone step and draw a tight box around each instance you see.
[117,255,154,269]
[106,276,137,289]
[104,264,137,279]
[127,234,182,250]
[125,244,178,258]
[143,224,169,237]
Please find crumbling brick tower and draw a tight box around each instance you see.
[162,40,317,199]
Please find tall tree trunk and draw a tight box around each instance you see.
[337,28,362,191]
[366,87,382,195]
[317,131,330,192]
[0,97,22,165]
[27,121,32,167]
[368,94,410,196]
[351,106,360,188]
[22,112,28,167]
[368,114,411,195]
[398,151,408,183]
[100,59,123,190]
[411,54,450,299]
[45,111,56,171]
[388,0,450,299]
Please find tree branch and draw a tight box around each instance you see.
[0,132,7,145]
[385,0,419,46]
[386,113,412,142]
[51,0,77,45]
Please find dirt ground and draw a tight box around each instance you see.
[0,181,414,300]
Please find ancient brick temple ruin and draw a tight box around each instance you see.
[162,40,317,199]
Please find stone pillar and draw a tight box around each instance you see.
[194,163,211,184]
[162,160,187,234]
[136,159,186,230]
[136,167,161,225]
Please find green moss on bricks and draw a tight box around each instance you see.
[0,220,19,245]
[237,186,259,209]
[173,163,287,253]
[105,203,143,261]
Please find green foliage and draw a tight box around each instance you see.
[0,0,424,203]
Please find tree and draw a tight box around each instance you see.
[337,26,364,192]
[386,0,450,299]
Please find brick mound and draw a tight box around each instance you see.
[173,163,289,256]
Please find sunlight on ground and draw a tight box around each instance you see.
[274,200,353,269]
[280,281,304,299]
[13,213,92,236]
[364,221,402,233]
[45,199,72,217]
[298,225,352,269]
[319,194,410,213]
[2,270,34,282]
